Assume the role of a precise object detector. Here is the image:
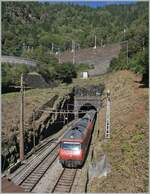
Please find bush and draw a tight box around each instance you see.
[55,62,77,83]
[2,63,29,93]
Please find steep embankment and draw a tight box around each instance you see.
[87,70,148,192]
[1,85,73,170]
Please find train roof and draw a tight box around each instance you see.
[62,109,96,140]
[63,126,84,139]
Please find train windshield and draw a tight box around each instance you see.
[61,142,81,151]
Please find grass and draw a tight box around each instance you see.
[76,63,90,72]
[87,70,148,193]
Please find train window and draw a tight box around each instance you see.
[62,142,81,151]
[80,118,88,127]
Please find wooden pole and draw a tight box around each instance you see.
[20,73,24,161]
[97,111,100,138]
[10,75,32,161]
[93,35,97,49]
[72,41,75,64]
[105,90,111,139]
[127,41,128,67]
[58,48,61,64]
[95,35,97,48]
[32,110,36,153]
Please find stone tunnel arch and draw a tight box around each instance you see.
[78,103,97,118]
[74,85,104,119]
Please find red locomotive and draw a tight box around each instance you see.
[59,109,96,167]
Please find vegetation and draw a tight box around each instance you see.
[2,62,77,93]
[2,2,148,53]
[2,1,149,88]
[110,3,148,85]
[88,70,148,192]
[2,63,30,92]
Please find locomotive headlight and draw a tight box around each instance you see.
[74,150,81,155]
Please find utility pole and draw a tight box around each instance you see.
[78,44,80,62]
[22,43,26,52]
[72,41,75,64]
[71,40,74,53]
[126,40,129,67]
[93,35,97,49]
[123,28,128,66]
[105,90,111,139]
[121,40,129,68]
[9,74,32,161]
[20,73,25,160]
[66,104,69,125]
[52,43,54,53]
[58,48,61,64]
[32,109,36,153]
[123,28,126,41]
[142,38,145,51]
[27,46,30,53]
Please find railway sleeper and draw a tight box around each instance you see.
[30,172,43,175]
[15,147,58,184]
[22,180,38,184]
[54,188,70,192]
[24,188,33,192]
[58,181,72,185]
[21,179,38,184]
[58,182,72,185]
[54,188,70,191]
[57,184,72,187]
[60,179,73,182]
[22,185,34,190]
[22,181,37,185]
[22,176,38,180]
[24,187,34,191]
[58,179,73,182]
[60,182,72,185]
[55,184,72,187]
[23,178,39,182]
[21,184,33,188]
[54,186,70,190]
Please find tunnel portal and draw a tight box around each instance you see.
[74,85,104,118]
[78,103,97,118]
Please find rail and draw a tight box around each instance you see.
[9,120,79,192]
[51,168,77,193]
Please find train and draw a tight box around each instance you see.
[59,109,97,168]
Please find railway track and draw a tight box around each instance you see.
[12,143,59,192]
[9,138,56,179]
[52,168,77,193]
[9,120,78,192]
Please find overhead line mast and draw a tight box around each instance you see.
[20,73,25,161]
[10,74,32,161]
[72,40,75,64]
[93,35,97,49]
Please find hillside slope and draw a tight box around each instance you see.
[2,2,148,56]
[59,43,120,76]
[88,70,148,192]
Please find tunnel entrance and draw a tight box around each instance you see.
[78,103,97,118]
[74,85,104,119]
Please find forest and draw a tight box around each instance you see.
[2,1,149,89]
